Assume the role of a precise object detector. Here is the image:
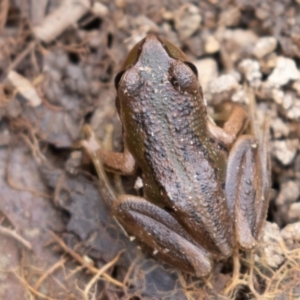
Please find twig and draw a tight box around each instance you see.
[34,257,68,290]
[33,0,91,43]
[14,271,56,300]
[7,70,42,106]
[0,0,9,33]
[0,225,32,250]
[8,41,36,72]
[223,247,241,295]
[84,251,123,299]
[48,231,124,288]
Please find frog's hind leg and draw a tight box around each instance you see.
[224,131,270,295]
[113,195,213,277]
[225,134,270,249]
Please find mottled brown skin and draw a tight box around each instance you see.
[92,35,270,276]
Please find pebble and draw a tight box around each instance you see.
[271,139,299,166]
[231,89,247,104]
[286,97,300,120]
[276,180,300,206]
[267,56,300,87]
[270,118,290,139]
[92,2,108,16]
[238,59,262,82]
[222,29,258,46]
[292,80,300,96]
[253,36,277,59]
[207,74,239,94]
[193,58,218,91]
[259,53,277,75]
[206,74,240,103]
[219,7,240,27]
[258,222,284,269]
[273,91,300,120]
[281,222,300,248]
[204,35,220,54]
[288,203,300,222]
[218,29,258,62]
[173,4,202,40]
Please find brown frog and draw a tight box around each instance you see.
[83,34,270,277]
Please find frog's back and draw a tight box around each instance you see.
[123,82,233,256]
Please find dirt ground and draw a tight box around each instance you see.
[1,0,300,299]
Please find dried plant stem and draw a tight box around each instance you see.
[14,271,56,300]
[34,257,68,290]
[0,225,32,250]
[84,251,123,299]
[49,231,124,288]
[224,247,241,295]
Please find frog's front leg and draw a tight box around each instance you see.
[96,146,136,175]
[81,125,136,206]
[112,195,213,277]
[225,133,270,249]
[208,102,250,146]
[82,125,136,175]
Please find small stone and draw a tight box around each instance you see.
[65,151,82,175]
[287,99,300,120]
[282,92,294,110]
[288,203,300,222]
[124,16,159,50]
[134,177,144,190]
[206,75,240,104]
[231,89,248,104]
[255,8,269,20]
[92,2,108,16]
[259,53,277,75]
[270,118,290,139]
[292,80,300,96]
[274,91,300,120]
[219,7,240,27]
[174,4,202,40]
[208,74,239,94]
[258,222,285,269]
[281,222,300,248]
[218,29,258,62]
[270,88,284,105]
[272,139,299,166]
[253,37,277,59]
[238,59,262,82]
[193,58,218,91]
[229,71,241,83]
[222,29,258,47]
[276,180,300,206]
[204,35,220,53]
[267,56,300,87]
[266,89,300,120]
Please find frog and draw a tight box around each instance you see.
[82,34,270,277]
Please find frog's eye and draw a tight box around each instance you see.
[184,62,198,77]
[170,61,198,90]
[114,70,126,89]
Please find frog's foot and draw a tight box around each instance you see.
[80,124,102,156]
[113,195,213,277]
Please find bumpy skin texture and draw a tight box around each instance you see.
[96,35,270,276]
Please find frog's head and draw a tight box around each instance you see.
[115,34,202,114]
